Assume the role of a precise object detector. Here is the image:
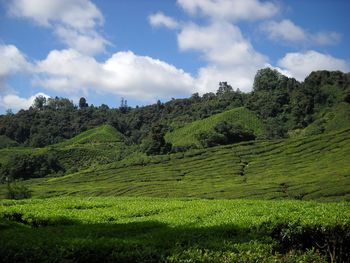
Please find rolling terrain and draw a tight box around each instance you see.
[1,125,349,201]
[165,107,265,147]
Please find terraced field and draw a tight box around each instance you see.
[2,128,349,200]
[0,124,133,173]
[165,107,265,147]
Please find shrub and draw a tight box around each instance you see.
[6,181,32,200]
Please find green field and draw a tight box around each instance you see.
[165,107,265,147]
[1,110,350,262]
[2,127,348,201]
[1,197,349,262]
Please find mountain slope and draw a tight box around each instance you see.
[165,107,265,147]
[3,128,349,201]
[56,124,126,147]
[0,125,132,176]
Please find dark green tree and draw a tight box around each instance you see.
[33,95,47,110]
[141,124,172,155]
[79,97,88,109]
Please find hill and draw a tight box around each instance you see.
[301,102,350,136]
[2,127,349,201]
[165,107,265,147]
[55,124,126,147]
[0,125,132,178]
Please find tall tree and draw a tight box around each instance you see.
[79,97,88,109]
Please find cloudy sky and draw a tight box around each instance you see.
[0,0,349,112]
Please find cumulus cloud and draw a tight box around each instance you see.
[149,12,179,29]
[0,44,32,95]
[278,50,350,81]
[35,49,195,100]
[177,22,268,92]
[0,44,31,78]
[8,0,108,55]
[261,19,341,46]
[177,0,279,21]
[0,92,50,111]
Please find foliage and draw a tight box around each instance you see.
[5,181,32,199]
[196,121,255,148]
[141,124,172,155]
[0,69,349,146]
[0,135,18,148]
[1,128,348,201]
[0,197,349,262]
[166,107,264,147]
[1,151,64,181]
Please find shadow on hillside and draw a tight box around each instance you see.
[0,218,266,262]
[1,217,348,262]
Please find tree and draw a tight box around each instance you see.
[79,97,88,109]
[217,82,233,96]
[196,121,256,148]
[141,124,172,155]
[253,68,283,91]
[33,95,47,110]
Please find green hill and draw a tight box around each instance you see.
[0,125,132,176]
[3,127,349,201]
[303,102,350,135]
[165,107,265,147]
[56,124,126,147]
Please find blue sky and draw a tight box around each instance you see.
[0,0,349,113]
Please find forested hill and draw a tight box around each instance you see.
[0,68,349,149]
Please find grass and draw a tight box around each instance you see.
[2,127,349,201]
[165,107,265,147]
[1,197,349,262]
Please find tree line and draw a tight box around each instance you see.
[0,69,349,149]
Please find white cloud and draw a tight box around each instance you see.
[261,19,341,46]
[0,44,31,78]
[0,44,32,95]
[177,0,279,21]
[177,22,268,92]
[8,0,108,55]
[149,12,179,29]
[54,26,110,56]
[178,22,266,66]
[35,49,195,100]
[0,92,50,111]
[278,50,350,81]
[8,0,103,30]
[312,32,341,46]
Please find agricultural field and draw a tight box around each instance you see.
[165,107,265,147]
[1,197,349,262]
[2,127,349,201]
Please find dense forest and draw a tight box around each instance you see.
[0,68,349,150]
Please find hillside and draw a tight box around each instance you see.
[55,124,126,147]
[2,127,349,201]
[0,125,132,177]
[301,102,350,136]
[165,107,265,147]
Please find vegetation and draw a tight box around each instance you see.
[1,127,349,201]
[166,107,264,147]
[1,197,349,262]
[0,68,349,262]
[1,70,348,148]
[0,135,18,149]
[5,181,32,200]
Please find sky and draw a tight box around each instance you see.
[0,0,349,113]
